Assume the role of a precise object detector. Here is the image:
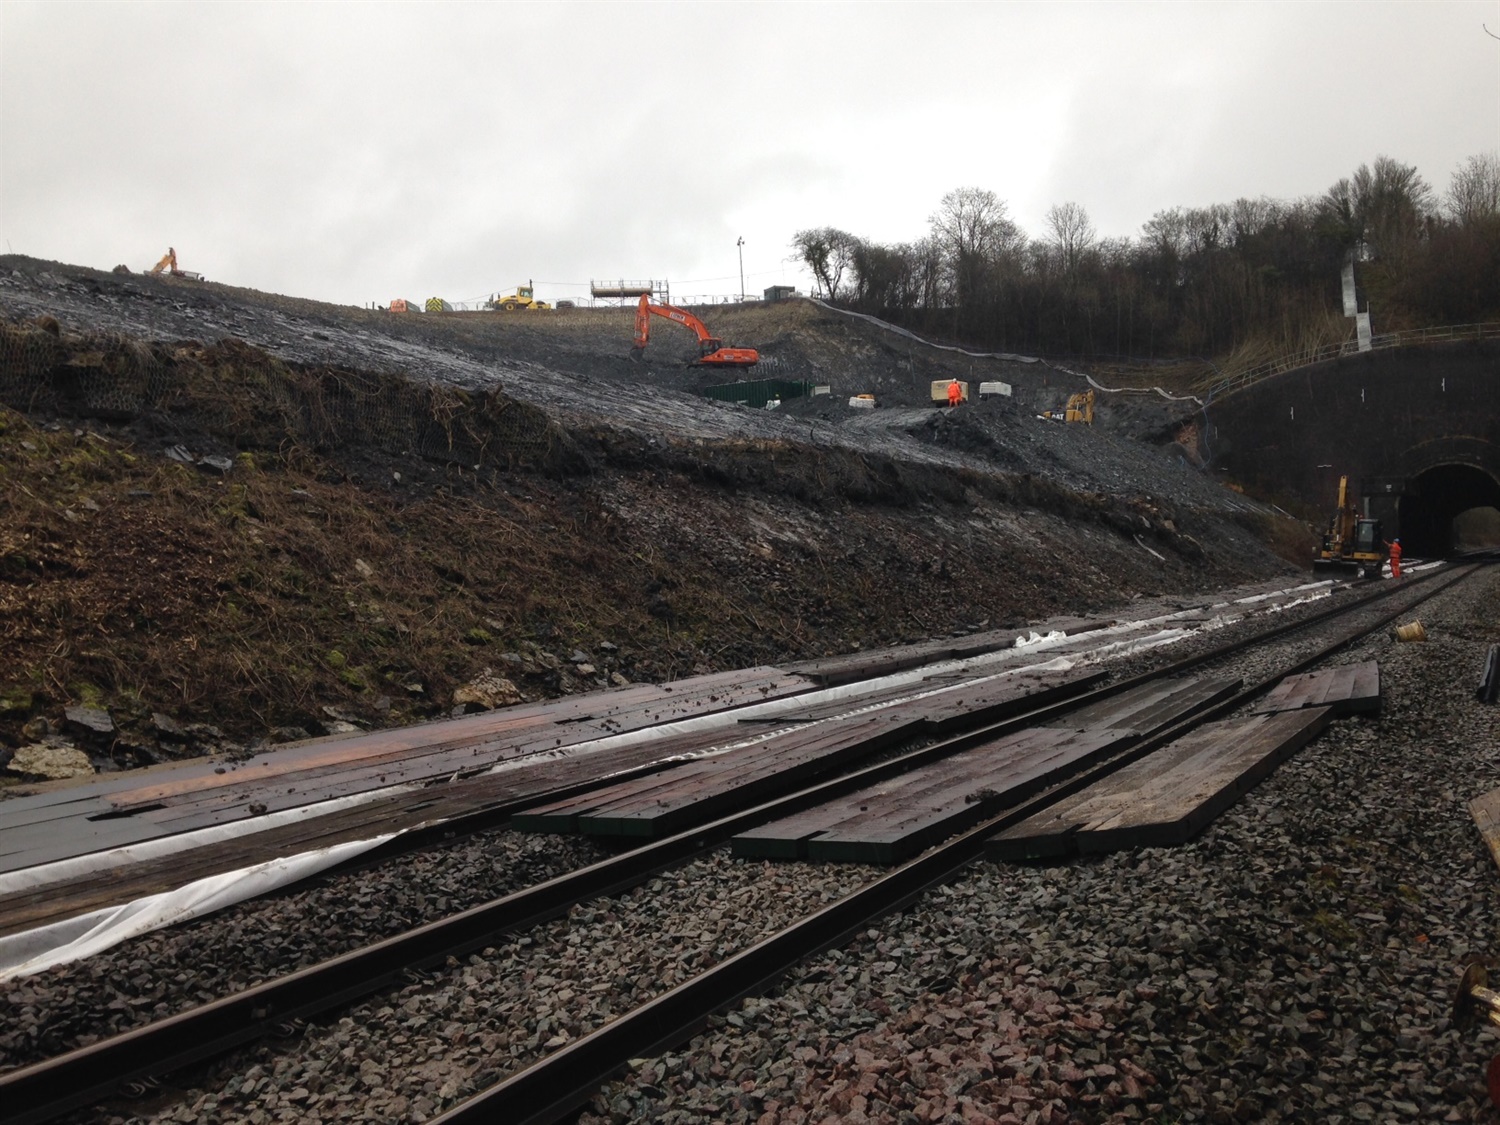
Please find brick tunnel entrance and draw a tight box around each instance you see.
[1397,464,1500,557]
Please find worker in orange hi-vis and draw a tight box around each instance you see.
[1386,537,1403,579]
[947,379,962,408]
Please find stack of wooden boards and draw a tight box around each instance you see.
[732,661,1381,866]
[514,665,1105,839]
[0,667,821,937]
[732,677,1242,863]
[988,660,1382,861]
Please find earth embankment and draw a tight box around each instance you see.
[0,256,1310,773]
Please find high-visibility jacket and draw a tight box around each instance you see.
[947,381,962,405]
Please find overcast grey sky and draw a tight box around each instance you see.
[1,1,1496,308]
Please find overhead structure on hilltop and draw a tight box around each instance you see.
[630,294,758,368]
[591,279,668,304]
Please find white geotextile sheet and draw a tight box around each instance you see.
[807,298,1203,403]
[486,653,1080,778]
[0,785,418,897]
[0,832,397,982]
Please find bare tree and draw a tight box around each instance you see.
[790,228,861,300]
[930,188,1019,260]
[1446,151,1500,226]
[929,187,1022,306]
[1324,156,1434,263]
[1227,196,1278,246]
[911,234,948,308]
[1045,201,1097,277]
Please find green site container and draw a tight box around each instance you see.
[699,379,813,410]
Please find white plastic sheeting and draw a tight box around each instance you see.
[0,833,397,982]
[806,298,1204,404]
[0,785,418,898]
[1013,630,1069,650]
[486,653,1079,780]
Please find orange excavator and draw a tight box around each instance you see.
[631,294,758,367]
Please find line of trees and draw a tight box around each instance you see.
[792,153,1500,361]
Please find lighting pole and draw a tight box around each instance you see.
[737,237,745,302]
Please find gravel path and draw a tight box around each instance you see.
[582,566,1500,1123]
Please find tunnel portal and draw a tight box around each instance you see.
[1395,463,1500,557]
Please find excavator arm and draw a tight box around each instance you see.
[631,294,758,367]
[149,248,177,276]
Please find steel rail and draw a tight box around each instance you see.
[0,566,1465,1125]
[433,563,1480,1125]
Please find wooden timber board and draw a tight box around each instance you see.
[0,722,747,937]
[1043,678,1241,734]
[781,616,1116,685]
[759,667,1103,730]
[739,678,968,724]
[513,666,1104,841]
[987,707,1333,862]
[101,666,811,809]
[0,666,816,876]
[512,714,913,838]
[906,668,1107,732]
[729,676,1236,865]
[1467,786,1500,876]
[1251,662,1380,717]
[732,727,1136,864]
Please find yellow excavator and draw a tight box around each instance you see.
[147,247,203,281]
[1042,390,1095,424]
[487,282,550,311]
[1065,390,1095,424]
[1314,475,1385,578]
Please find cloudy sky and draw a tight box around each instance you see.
[2,1,1495,309]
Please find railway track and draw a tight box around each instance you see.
[1,563,1479,1124]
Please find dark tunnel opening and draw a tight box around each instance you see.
[1397,464,1500,557]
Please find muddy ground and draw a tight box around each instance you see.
[0,255,1312,780]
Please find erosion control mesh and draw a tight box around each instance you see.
[0,316,560,469]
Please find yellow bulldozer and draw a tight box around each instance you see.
[487,282,550,311]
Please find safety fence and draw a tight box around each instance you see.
[389,294,763,315]
[0,317,560,470]
[1200,322,1500,400]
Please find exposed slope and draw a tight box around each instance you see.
[0,256,1308,772]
